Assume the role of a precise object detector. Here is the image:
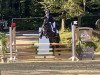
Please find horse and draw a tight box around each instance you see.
[40,17,60,44]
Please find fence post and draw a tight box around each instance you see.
[69,21,79,61]
[9,26,13,61]
[12,26,16,60]
[11,18,17,60]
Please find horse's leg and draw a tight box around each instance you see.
[56,34,60,43]
[48,38,52,48]
[53,34,60,48]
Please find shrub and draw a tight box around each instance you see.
[0,32,7,57]
[59,29,100,52]
[59,29,72,48]
[92,36,100,52]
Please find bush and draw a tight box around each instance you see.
[76,36,100,55]
[59,29,72,48]
[0,32,7,57]
[92,36,100,52]
[59,29,100,52]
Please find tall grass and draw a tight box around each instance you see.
[0,32,7,57]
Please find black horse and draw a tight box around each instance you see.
[40,15,60,44]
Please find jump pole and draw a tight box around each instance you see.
[9,18,17,61]
[11,18,17,60]
[69,21,79,61]
[9,26,13,61]
[12,18,17,60]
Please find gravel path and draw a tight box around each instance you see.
[0,61,100,75]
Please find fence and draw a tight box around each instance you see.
[3,19,97,62]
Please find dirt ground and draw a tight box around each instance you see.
[16,36,38,44]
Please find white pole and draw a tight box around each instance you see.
[12,27,16,60]
[12,19,17,60]
[72,24,75,57]
[69,22,79,61]
[9,27,13,60]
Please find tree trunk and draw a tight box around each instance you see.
[61,18,65,31]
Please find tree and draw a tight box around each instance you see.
[65,0,83,17]
[30,0,44,17]
[91,0,100,5]
[0,0,20,19]
[43,0,84,31]
[86,0,100,14]
[0,0,44,19]
[24,0,31,17]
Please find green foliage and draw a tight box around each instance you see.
[80,15,100,28]
[86,0,100,14]
[30,0,44,17]
[0,0,99,20]
[76,41,95,56]
[64,0,83,17]
[59,29,72,48]
[59,29,100,53]
[90,0,100,5]
[14,18,43,30]
[76,35,100,55]
[43,0,84,31]
[0,0,44,20]
[76,41,83,55]
[0,32,7,57]
[43,0,83,18]
[92,36,100,52]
